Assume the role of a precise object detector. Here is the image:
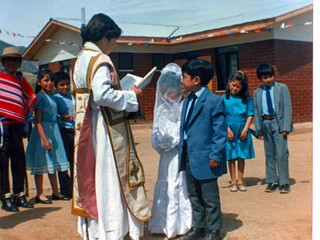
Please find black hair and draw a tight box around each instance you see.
[181,59,214,86]
[35,68,54,94]
[226,70,250,104]
[53,71,70,87]
[256,63,275,79]
[81,13,122,43]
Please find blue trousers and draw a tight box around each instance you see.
[262,119,290,185]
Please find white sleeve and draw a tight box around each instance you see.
[91,65,138,112]
[151,129,162,154]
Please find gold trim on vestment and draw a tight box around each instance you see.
[72,49,151,221]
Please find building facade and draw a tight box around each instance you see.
[23,5,313,123]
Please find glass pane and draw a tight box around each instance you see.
[229,53,238,74]
[152,54,164,70]
[217,54,227,90]
[119,53,133,70]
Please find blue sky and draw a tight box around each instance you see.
[0,0,214,47]
[0,0,313,47]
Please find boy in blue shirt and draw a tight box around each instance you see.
[54,71,75,199]
[178,59,227,240]
[253,63,293,193]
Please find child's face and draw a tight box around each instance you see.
[38,74,53,94]
[260,74,275,87]
[165,88,181,101]
[2,57,21,74]
[228,80,242,95]
[181,73,200,93]
[56,79,71,95]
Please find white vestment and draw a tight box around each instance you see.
[73,42,145,240]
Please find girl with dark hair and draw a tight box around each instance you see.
[26,69,70,204]
[221,71,255,192]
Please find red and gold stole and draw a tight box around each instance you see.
[72,52,151,221]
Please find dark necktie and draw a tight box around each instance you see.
[184,93,197,129]
[266,86,275,115]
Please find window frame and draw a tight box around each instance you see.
[215,46,239,91]
[60,60,71,74]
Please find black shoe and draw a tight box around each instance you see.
[265,182,279,192]
[60,193,72,199]
[178,227,206,240]
[279,184,291,193]
[2,197,19,212]
[51,194,71,201]
[204,230,221,240]
[15,195,34,208]
[35,196,52,204]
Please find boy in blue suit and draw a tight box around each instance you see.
[253,63,293,193]
[178,59,227,240]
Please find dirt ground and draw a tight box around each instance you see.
[0,122,312,240]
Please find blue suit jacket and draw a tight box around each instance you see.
[178,87,227,180]
[253,82,293,136]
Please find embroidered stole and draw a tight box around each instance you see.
[72,52,151,221]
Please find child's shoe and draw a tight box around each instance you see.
[237,183,247,192]
[229,183,238,192]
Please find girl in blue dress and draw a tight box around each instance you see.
[26,69,70,204]
[221,71,255,192]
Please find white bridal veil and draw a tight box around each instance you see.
[152,63,184,152]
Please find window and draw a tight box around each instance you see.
[39,64,49,71]
[215,46,238,91]
[60,60,71,74]
[119,53,133,71]
[152,54,165,70]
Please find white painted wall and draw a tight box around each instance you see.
[35,28,81,65]
[273,11,312,42]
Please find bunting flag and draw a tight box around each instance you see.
[0,20,312,48]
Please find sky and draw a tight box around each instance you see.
[0,0,315,47]
[0,0,215,47]
[0,0,319,237]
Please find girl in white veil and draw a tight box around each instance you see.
[148,63,192,239]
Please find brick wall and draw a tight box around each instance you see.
[58,39,313,124]
[48,62,61,73]
[111,53,172,122]
[238,39,312,123]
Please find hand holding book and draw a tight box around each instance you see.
[120,67,157,91]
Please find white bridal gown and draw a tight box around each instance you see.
[148,63,192,239]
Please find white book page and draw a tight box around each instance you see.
[136,67,157,89]
[120,67,157,91]
[120,74,143,91]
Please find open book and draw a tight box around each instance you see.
[120,67,157,91]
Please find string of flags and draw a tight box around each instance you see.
[0,29,82,49]
[0,21,312,49]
